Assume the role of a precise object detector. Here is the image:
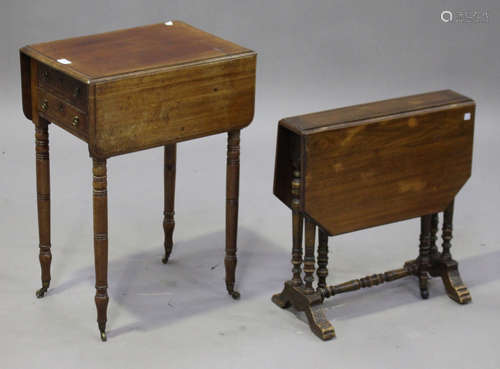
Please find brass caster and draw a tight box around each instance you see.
[229,290,240,300]
[36,285,49,298]
[100,331,107,342]
[162,250,173,264]
[420,288,429,299]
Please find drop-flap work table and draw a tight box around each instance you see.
[272,90,475,340]
[20,21,256,341]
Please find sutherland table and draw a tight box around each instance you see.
[20,21,256,341]
[272,90,475,340]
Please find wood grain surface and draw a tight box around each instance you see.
[22,21,252,80]
[92,53,256,157]
[20,22,256,158]
[274,90,475,236]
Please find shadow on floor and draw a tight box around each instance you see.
[49,227,290,338]
[299,249,500,325]
[48,227,500,338]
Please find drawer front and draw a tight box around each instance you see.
[38,88,88,140]
[38,63,88,110]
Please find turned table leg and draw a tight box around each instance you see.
[225,130,240,299]
[272,164,304,308]
[303,218,316,295]
[35,118,52,298]
[437,199,472,304]
[317,228,329,290]
[418,215,432,299]
[92,159,109,341]
[290,167,304,287]
[162,144,176,264]
[430,213,439,259]
[441,201,454,261]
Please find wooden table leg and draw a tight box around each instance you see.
[92,158,109,341]
[290,167,304,287]
[430,213,439,259]
[225,130,240,299]
[441,201,454,261]
[303,218,316,294]
[272,164,303,308]
[35,118,52,298]
[162,144,176,264]
[436,199,472,304]
[418,215,432,299]
[317,228,329,290]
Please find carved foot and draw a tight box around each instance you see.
[272,281,335,340]
[437,259,471,304]
[304,305,336,341]
[407,257,472,304]
[35,282,50,298]
[100,330,107,342]
[271,284,292,309]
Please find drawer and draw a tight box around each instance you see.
[38,88,88,140]
[38,63,88,110]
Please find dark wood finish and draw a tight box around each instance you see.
[38,63,88,110]
[442,200,454,260]
[37,88,88,141]
[316,228,329,289]
[24,22,251,80]
[273,91,474,340]
[20,21,256,340]
[303,218,316,294]
[35,118,51,298]
[280,89,471,134]
[433,200,471,304]
[418,215,432,299]
[20,51,32,120]
[274,90,475,236]
[20,21,256,159]
[92,159,109,342]
[272,281,336,340]
[162,144,176,264]
[290,165,303,286]
[320,267,410,298]
[430,213,439,258]
[225,130,240,299]
[91,54,255,158]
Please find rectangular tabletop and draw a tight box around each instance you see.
[22,21,253,82]
[20,21,256,158]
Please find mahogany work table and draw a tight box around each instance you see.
[272,90,475,340]
[20,21,256,341]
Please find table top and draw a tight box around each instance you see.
[20,21,256,158]
[280,90,472,135]
[21,21,253,82]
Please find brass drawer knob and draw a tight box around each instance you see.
[73,87,81,98]
[41,100,48,112]
[72,115,80,127]
[41,71,49,81]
